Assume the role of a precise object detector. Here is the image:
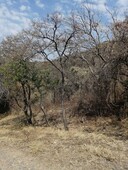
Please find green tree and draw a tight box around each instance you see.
[1,59,38,124]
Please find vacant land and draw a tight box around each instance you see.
[0,114,128,170]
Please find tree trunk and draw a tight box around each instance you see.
[27,84,33,124]
[61,71,69,131]
[22,83,33,124]
[40,92,49,126]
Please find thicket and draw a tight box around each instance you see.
[0,7,128,130]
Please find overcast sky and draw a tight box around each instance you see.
[0,0,127,41]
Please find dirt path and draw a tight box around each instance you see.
[0,144,49,170]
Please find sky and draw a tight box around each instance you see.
[0,0,128,41]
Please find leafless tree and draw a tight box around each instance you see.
[69,5,128,118]
[28,12,76,130]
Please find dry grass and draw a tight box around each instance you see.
[0,114,128,170]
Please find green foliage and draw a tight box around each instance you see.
[0,59,60,102]
[0,60,33,87]
[32,67,59,91]
[41,69,59,90]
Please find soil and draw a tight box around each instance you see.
[0,144,49,170]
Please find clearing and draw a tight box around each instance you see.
[0,114,128,170]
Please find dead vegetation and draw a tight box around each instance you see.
[0,113,128,170]
[0,7,128,130]
[0,6,128,170]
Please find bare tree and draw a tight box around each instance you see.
[69,5,128,118]
[28,12,76,130]
[74,6,108,66]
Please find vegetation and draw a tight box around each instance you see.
[0,6,128,131]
